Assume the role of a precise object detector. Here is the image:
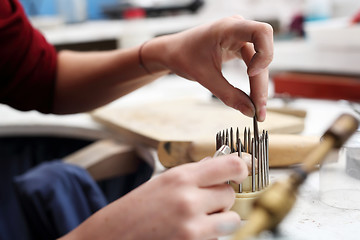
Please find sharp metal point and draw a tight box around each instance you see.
[216,132,219,150]
[239,138,243,156]
[236,127,240,152]
[238,139,242,158]
[222,130,225,145]
[230,127,234,152]
[244,128,247,153]
[262,136,266,188]
[221,132,224,148]
[217,132,222,150]
[253,116,259,158]
[259,138,263,190]
[253,116,259,174]
[216,123,269,194]
[256,140,260,191]
[219,132,221,146]
[253,115,259,142]
[248,128,251,154]
[265,131,269,186]
[238,141,243,193]
[261,133,264,187]
[252,138,255,192]
[225,129,229,146]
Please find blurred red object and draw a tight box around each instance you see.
[351,9,360,24]
[273,72,360,102]
[123,8,146,19]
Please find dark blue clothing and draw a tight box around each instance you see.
[0,137,91,240]
[14,161,107,240]
[0,137,153,240]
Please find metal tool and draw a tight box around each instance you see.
[213,145,231,157]
[213,145,232,185]
[215,116,270,194]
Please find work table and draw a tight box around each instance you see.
[1,71,359,239]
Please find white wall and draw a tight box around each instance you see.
[331,0,360,18]
[199,0,360,30]
[198,0,304,30]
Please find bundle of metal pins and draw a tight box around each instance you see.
[215,125,270,193]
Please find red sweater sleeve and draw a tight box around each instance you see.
[0,0,57,113]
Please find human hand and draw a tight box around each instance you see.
[62,154,248,240]
[143,16,273,121]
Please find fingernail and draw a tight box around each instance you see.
[258,106,267,122]
[248,67,263,77]
[216,222,240,235]
[237,103,255,118]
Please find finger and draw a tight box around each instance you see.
[241,21,273,77]
[193,154,248,187]
[197,70,255,117]
[194,211,241,239]
[222,18,273,76]
[240,44,268,121]
[198,184,236,214]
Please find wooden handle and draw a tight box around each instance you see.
[267,134,319,167]
[64,139,140,181]
[158,134,320,168]
[267,107,307,119]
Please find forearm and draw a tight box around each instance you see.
[53,16,273,118]
[53,37,170,114]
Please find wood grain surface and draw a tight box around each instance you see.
[91,99,305,147]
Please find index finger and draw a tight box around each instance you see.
[220,17,273,73]
[222,18,273,121]
[233,19,274,76]
[194,154,248,187]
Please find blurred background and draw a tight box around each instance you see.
[20,0,360,37]
[19,0,360,22]
[18,0,360,116]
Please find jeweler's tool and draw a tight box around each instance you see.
[231,114,359,240]
[238,140,243,193]
[215,121,270,219]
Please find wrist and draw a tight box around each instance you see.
[140,36,171,75]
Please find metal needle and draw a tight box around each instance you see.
[238,140,242,193]
[252,138,255,192]
[265,131,269,186]
[244,128,247,153]
[215,119,269,195]
[248,128,251,154]
[230,127,234,152]
[253,115,259,141]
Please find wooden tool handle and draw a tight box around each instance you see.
[65,139,140,181]
[267,107,307,119]
[158,134,320,168]
[267,134,319,167]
